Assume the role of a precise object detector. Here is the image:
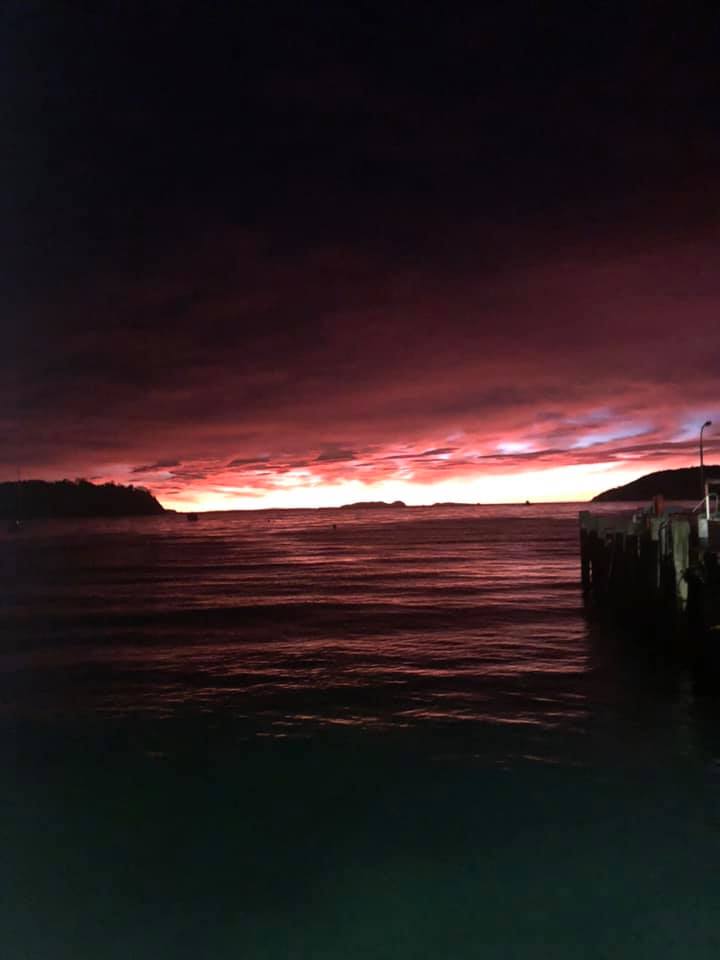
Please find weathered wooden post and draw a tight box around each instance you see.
[579,511,591,589]
[672,518,691,609]
[591,530,609,605]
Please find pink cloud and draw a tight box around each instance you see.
[4,223,719,507]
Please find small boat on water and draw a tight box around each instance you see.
[187,512,199,522]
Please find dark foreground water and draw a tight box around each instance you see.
[2,504,720,958]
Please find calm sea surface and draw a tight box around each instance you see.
[2,504,720,958]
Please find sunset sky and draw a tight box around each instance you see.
[5,2,719,510]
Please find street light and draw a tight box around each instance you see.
[700,420,712,501]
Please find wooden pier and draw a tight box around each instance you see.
[579,489,720,685]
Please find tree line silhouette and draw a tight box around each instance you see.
[0,479,165,518]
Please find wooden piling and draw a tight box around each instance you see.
[579,503,720,686]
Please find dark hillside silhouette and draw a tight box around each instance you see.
[592,466,720,502]
[0,479,165,518]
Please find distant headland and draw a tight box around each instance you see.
[0,479,165,518]
[592,465,720,502]
[338,500,407,509]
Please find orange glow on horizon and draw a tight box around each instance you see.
[157,462,665,512]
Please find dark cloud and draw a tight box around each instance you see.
[131,460,180,474]
[315,449,357,463]
[4,3,720,504]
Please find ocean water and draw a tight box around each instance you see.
[2,504,720,958]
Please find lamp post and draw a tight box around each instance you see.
[700,420,712,503]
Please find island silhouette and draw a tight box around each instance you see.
[0,479,165,518]
[338,500,407,509]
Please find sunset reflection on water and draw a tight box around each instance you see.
[1,504,593,749]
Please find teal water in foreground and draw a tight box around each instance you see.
[2,504,720,958]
